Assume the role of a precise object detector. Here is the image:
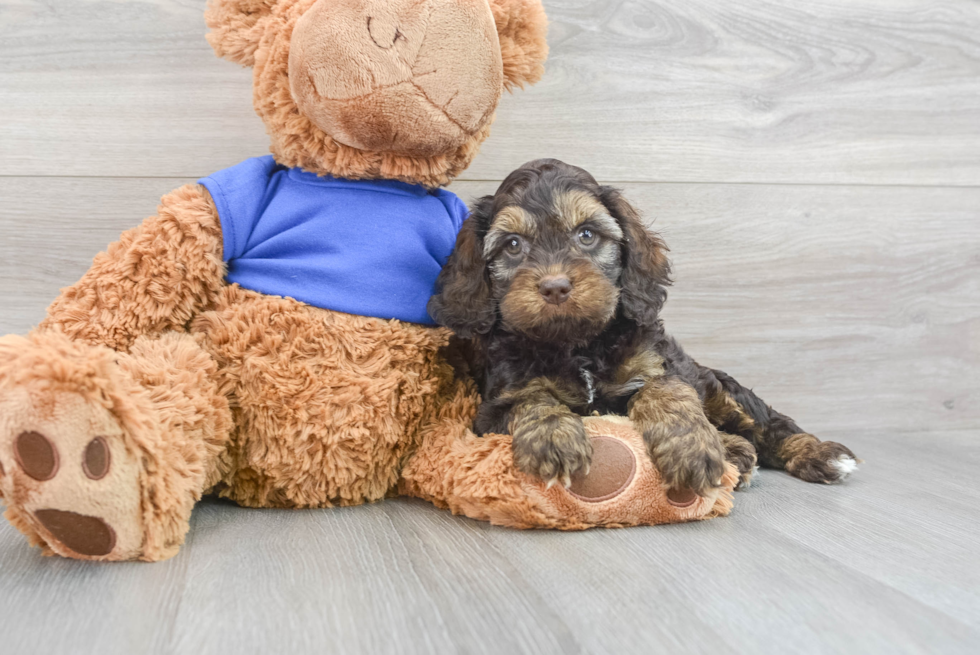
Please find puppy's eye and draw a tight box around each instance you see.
[578,228,598,247]
[504,236,524,256]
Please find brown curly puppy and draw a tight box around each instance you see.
[429,159,858,496]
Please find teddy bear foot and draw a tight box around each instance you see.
[538,416,739,526]
[0,386,145,560]
[1,331,235,562]
[0,332,153,561]
[402,407,739,530]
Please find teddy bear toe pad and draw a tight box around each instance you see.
[33,508,117,557]
[567,436,636,502]
[82,436,111,480]
[665,488,699,508]
[0,390,143,560]
[13,430,59,481]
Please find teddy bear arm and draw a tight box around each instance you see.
[401,395,740,530]
[39,184,226,352]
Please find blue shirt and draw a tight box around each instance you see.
[199,156,468,325]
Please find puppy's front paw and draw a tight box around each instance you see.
[721,433,758,490]
[512,408,592,488]
[644,423,727,498]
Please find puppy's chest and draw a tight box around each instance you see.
[539,350,665,413]
[579,367,650,414]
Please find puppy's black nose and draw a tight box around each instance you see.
[539,276,572,305]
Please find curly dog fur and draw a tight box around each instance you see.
[430,159,858,494]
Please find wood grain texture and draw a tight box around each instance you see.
[2,178,976,434]
[2,429,979,655]
[1,0,979,183]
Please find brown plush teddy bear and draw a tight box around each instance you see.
[0,0,737,562]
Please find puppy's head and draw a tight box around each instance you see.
[429,159,671,343]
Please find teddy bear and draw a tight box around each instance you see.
[0,0,738,562]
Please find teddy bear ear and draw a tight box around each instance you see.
[488,0,550,90]
[205,0,280,67]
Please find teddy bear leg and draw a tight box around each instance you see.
[400,382,739,530]
[0,331,232,561]
[189,287,458,509]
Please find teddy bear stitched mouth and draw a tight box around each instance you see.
[286,0,505,157]
[305,72,477,137]
[367,17,405,51]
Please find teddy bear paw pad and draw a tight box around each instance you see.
[566,435,637,502]
[0,390,144,560]
[665,487,698,508]
[33,509,117,557]
[14,430,59,481]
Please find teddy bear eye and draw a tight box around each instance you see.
[504,236,524,256]
[578,228,598,247]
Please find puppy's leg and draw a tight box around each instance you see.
[479,378,592,488]
[629,376,727,497]
[700,366,858,483]
[719,431,758,490]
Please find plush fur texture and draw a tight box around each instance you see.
[191,284,453,509]
[0,1,739,563]
[0,0,547,561]
[429,159,858,495]
[206,0,549,187]
[0,182,462,560]
[0,329,232,561]
[40,184,227,351]
[288,0,504,157]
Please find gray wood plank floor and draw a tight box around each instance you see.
[1,1,978,654]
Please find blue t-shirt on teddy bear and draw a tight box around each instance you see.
[198,156,467,325]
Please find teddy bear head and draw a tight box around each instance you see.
[205,0,548,187]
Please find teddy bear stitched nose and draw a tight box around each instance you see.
[288,0,504,156]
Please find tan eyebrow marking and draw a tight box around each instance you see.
[586,212,624,241]
[554,190,623,240]
[484,205,537,257]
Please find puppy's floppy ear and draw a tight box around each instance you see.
[205,0,280,67]
[600,187,672,327]
[428,197,496,337]
[488,0,550,90]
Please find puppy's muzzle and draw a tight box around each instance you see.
[539,275,572,305]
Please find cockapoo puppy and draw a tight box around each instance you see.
[429,159,858,497]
